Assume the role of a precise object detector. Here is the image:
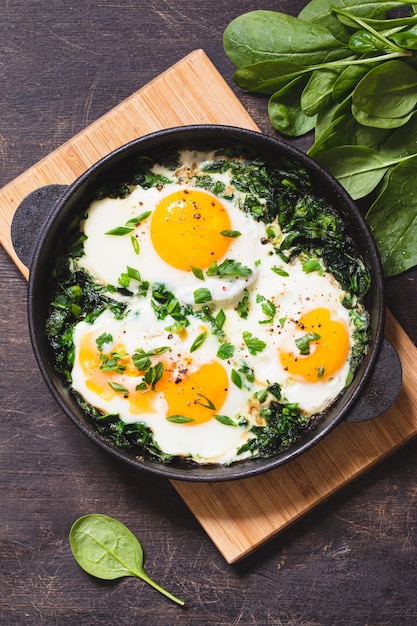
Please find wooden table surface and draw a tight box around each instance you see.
[1,2,416,624]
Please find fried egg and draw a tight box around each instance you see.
[78,183,263,300]
[68,150,368,465]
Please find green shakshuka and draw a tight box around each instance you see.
[46,148,371,466]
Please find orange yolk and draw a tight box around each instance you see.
[279,308,349,382]
[78,332,228,424]
[150,188,232,270]
[162,360,229,425]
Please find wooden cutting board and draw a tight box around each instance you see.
[1,49,417,564]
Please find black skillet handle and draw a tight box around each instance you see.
[11,184,69,269]
[345,338,402,422]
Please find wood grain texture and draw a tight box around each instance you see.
[2,2,417,624]
[1,49,416,565]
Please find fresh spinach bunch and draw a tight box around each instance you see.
[223,1,417,276]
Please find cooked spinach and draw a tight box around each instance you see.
[223,1,417,275]
[237,400,311,458]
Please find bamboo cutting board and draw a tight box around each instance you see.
[1,50,417,564]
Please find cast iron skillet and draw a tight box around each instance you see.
[12,125,402,482]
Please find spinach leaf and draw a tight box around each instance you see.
[223,10,349,69]
[69,514,184,606]
[352,60,417,119]
[313,145,391,198]
[301,68,342,116]
[331,63,375,101]
[268,77,317,137]
[390,24,417,49]
[366,154,417,276]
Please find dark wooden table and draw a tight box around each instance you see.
[1,2,417,624]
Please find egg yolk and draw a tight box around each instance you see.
[279,308,349,382]
[162,360,229,425]
[78,333,160,415]
[150,188,232,270]
[78,331,228,424]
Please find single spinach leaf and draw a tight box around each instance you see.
[301,68,341,116]
[268,77,317,136]
[332,62,375,100]
[352,60,417,118]
[390,24,417,49]
[223,10,349,69]
[69,514,185,606]
[366,155,417,275]
[314,145,390,199]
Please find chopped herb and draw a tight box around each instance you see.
[256,294,276,324]
[105,226,134,236]
[295,332,321,355]
[236,288,250,319]
[302,258,324,275]
[193,287,212,304]
[271,267,289,277]
[142,361,164,391]
[191,266,205,281]
[254,388,268,404]
[151,284,191,329]
[167,415,195,424]
[215,309,226,330]
[130,236,140,255]
[217,342,235,360]
[318,365,325,380]
[239,363,255,383]
[268,382,281,400]
[215,414,237,427]
[206,258,252,278]
[243,331,266,355]
[231,368,242,388]
[100,352,128,373]
[195,306,225,339]
[220,230,242,238]
[195,393,216,410]
[190,330,208,353]
[126,266,141,282]
[132,346,169,371]
[96,332,113,352]
[124,211,152,227]
[108,382,129,394]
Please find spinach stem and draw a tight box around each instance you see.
[139,571,185,606]
[331,7,410,54]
